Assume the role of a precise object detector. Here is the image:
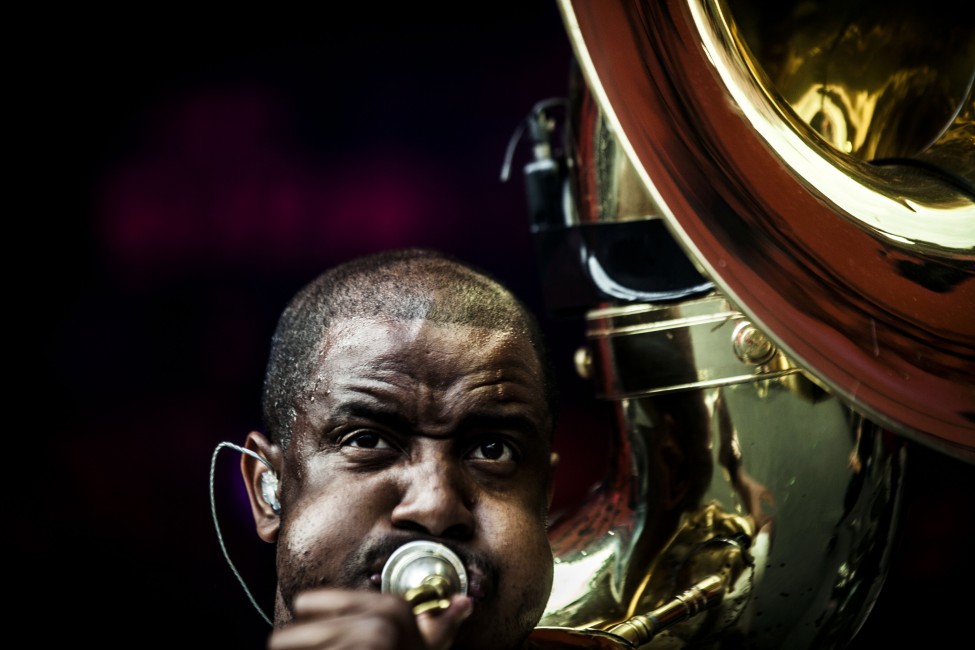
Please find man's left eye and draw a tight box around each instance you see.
[469,439,516,462]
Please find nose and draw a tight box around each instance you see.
[391,455,475,540]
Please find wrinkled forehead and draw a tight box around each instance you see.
[286,317,554,448]
[308,316,542,385]
[314,316,540,369]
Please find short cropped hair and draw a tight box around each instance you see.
[262,248,558,448]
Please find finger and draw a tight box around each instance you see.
[292,589,412,622]
[269,589,423,650]
[415,594,474,650]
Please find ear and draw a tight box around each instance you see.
[241,431,283,543]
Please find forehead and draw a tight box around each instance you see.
[307,316,544,393]
[288,317,550,442]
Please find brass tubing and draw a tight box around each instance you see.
[606,574,725,646]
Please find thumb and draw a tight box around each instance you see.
[415,595,474,650]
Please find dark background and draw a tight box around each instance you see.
[25,2,973,647]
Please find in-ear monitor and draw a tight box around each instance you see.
[261,471,281,514]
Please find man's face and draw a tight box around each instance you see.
[274,316,555,649]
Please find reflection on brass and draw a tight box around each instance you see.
[536,290,905,647]
[575,345,594,380]
[380,540,467,617]
[528,109,911,650]
[524,0,967,647]
[411,597,452,616]
[726,0,975,167]
[731,321,777,366]
[529,574,726,649]
[539,288,908,647]
[558,0,975,455]
[585,296,803,399]
[405,575,452,616]
[607,574,725,646]
[538,310,906,647]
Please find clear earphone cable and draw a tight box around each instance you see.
[210,441,274,626]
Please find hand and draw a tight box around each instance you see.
[267,589,474,650]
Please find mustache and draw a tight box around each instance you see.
[341,533,499,592]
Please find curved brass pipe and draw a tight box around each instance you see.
[558,0,975,459]
[523,1,969,647]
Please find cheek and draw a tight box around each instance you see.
[480,493,554,568]
[480,498,554,626]
[284,499,347,552]
[280,478,392,574]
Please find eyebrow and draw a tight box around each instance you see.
[330,402,543,440]
[330,402,413,433]
[455,412,541,439]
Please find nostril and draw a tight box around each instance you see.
[440,522,474,542]
[394,520,429,535]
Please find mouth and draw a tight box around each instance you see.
[464,568,489,601]
[366,539,495,603]
[370,571,489,600]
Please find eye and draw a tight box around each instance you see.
[468,438,517,462]
[342,431,393,449]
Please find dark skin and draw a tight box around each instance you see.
[243,316,559,649]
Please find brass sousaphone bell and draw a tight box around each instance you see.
[518,0,975,648]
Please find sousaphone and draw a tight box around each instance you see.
[516,0,975,648]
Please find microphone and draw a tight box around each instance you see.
[381,541,468,616]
